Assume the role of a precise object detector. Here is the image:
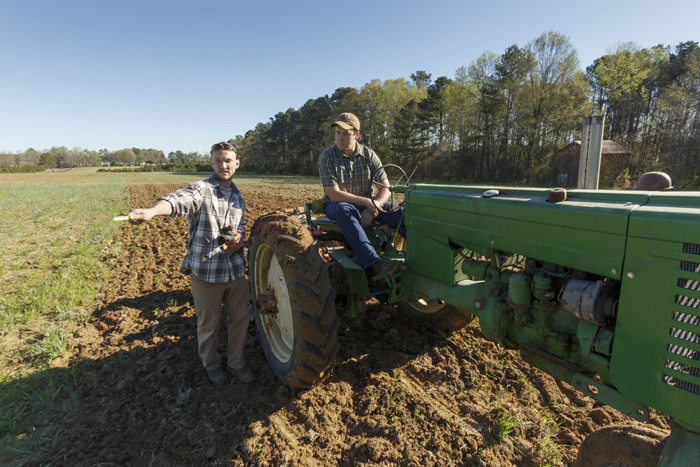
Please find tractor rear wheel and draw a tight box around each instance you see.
[248,213,339,389]
[400,299,475,332]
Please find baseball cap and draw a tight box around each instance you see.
[331,112,360,132]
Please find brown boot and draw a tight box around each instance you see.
[227,365,255,383]
[369,259,402,278]
[207,367,227,384]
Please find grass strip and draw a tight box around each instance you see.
[0,174,131,462]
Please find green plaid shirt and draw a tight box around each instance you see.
[318,142,386,203]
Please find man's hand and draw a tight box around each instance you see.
[362,197,379,216]
[127,208,156,224]
[127,200,173,224]
[360,198,386,227]
[224,230,245,256]
[371,199,386,212]
[232,230,245,251]
[360,209,375,227]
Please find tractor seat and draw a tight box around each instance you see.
[305,199,342,234]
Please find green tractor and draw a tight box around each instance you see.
[247,168,700,465]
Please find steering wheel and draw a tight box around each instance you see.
[371,164,409,214]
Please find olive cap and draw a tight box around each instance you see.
[331,112,360,132]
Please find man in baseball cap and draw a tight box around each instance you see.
[318,112,405,279]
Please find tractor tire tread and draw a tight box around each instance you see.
[249,213,338,390]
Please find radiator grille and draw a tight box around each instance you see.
[685,243,700,256]
[663,243,700,396]
[676,293,700,310]
[681,243,700,274]
[679,278,700,290]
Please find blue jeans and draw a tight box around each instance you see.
[324,201,406,269]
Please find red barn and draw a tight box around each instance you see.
[551,140,633,187]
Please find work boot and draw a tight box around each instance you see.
[369,259,402,278]
[228,364,255,383]
[207,367,227,384]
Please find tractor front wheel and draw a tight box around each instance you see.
[248,213,339,389]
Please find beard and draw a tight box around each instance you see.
[214,169,233,184]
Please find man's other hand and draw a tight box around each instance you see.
[360,209,375,227]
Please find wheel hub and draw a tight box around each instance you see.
[254,243,294,363]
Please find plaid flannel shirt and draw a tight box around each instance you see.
[158,174,246,283]
[318,142,386,204]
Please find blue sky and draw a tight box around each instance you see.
[1,0,698,155]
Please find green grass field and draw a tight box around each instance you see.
[0,167,320,462]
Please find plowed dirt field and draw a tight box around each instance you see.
[40,183,669,466]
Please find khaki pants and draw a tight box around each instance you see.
[190,274,251,371]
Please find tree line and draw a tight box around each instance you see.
[231,31,698,189]
[0,146,211,169]
[3,31,698,189]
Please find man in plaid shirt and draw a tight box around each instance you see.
[319,113,405,278]
[128,142,254,384]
